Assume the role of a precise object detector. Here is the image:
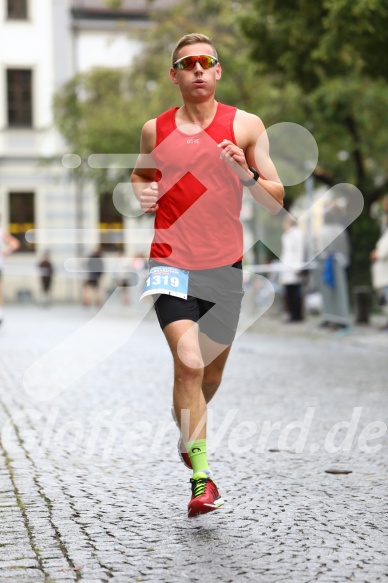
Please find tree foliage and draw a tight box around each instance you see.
[53,0,262,190]
[55,0,388,207]
[53,67,145,191]
[53,0,388,280]
[242,0,388,208]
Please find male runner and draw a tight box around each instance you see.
[131,33,284,517]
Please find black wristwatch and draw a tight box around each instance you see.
[240,166,260,186]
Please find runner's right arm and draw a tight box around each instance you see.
[1,231,21,255]
[131,119,159,213]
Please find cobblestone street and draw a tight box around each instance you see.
[0,302,387,582]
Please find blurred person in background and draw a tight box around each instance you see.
[370,222,388,331]
[279,216,305,322]
[83,247,104,307]
[38,251,54,307]
[316,202,351,329]
[113,249,133,305]
[318,202,351,278]
[0,214,20,325]
[371,194,388,234]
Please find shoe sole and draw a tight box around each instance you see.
[188,498,225,518]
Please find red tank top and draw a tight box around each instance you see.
[150,102,243,269]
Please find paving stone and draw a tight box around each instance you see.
[0,305,387,581]
[0,570,45,581]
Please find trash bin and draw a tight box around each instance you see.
[353,286,371,324]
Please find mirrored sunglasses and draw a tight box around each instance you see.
[173,54,218,71]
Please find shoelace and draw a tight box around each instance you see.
[190,476,209,497]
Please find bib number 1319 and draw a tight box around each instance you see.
[140,266,189,300]
[147,274,180,288]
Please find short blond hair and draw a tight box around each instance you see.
[171,33,218,66]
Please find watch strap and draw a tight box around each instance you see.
[240,166,260,186]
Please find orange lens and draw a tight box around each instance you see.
[174,55,218,70]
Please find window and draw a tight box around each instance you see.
[7,0,28,19]
[9,192,35,252]
[99,193,123,252]
[7,69,33,127]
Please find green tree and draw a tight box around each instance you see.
[53,0,263,190]
[242,0,388,283]
[53,67,145,192]
[242,0,388,208]
[55,0,388,203]
[54,0,387,280]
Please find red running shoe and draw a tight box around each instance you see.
[178,436,192,470]
[188,472,224,518]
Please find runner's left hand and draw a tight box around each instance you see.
[218,139,252,181]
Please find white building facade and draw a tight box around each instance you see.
[0,0,171,302]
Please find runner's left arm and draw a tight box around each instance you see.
[218,112,284,215]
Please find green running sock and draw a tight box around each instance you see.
[185,439,210,474]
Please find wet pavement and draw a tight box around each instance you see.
[0,302,387,582]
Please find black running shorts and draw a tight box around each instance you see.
[151,260,244,345]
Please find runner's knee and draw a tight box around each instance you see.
[175,340,204,370]
[202,371,222,391]
[174,358,204,384]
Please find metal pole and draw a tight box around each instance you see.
[74,166,85,302]
[305,172,315,262]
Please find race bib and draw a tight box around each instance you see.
[140,266,189,300]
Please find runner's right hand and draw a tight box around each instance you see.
[140,182,159,213]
